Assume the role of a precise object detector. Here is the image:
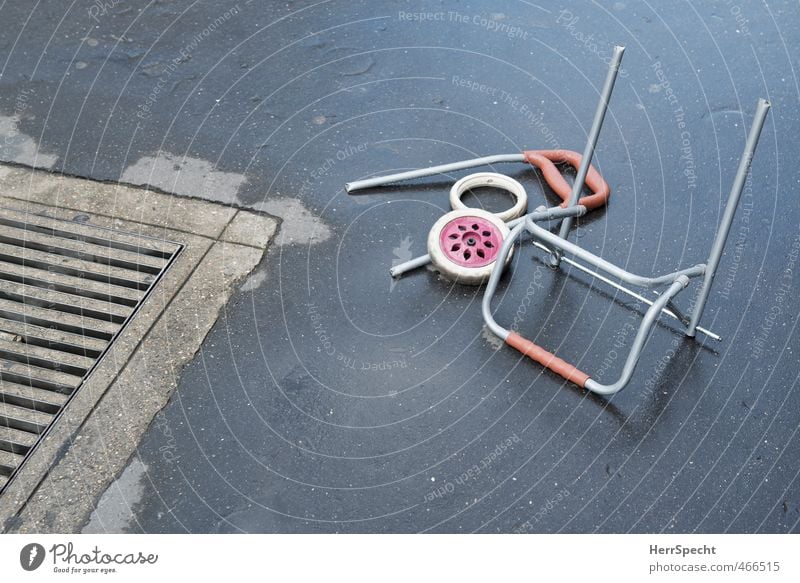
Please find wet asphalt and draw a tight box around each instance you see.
[1,0,798,532]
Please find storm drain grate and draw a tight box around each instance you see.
[0,207,181,493]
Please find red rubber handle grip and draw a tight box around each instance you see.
[522,149,610,210]
[506,331,590,388]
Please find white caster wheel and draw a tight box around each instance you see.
[449,172,528,221]
[427,208,512,285]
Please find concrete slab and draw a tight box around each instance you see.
[0,166,238,239]
[0,164,277,533]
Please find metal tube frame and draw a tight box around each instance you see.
[345,45,770,396]
[346,154,526,193]
[482,220,695,395]
[551,45,625,267]
[481,98,770,395]
[686,98,771,336]
[528,240,721,342]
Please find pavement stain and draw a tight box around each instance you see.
[481,324,504,351]
[239,268,269,292]
[0,115,58,169]
[121,152,247,205]
[121,152,331,247]
[83,457,149,534]
[339,56,376,77]
[253,197,331,246]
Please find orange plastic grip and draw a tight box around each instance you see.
[522,149,610,210]
[506,331,590,388]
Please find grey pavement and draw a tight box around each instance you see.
[0,0,798,533]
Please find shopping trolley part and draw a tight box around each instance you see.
[482,97,770,395]
[483,217,699,393]
[522,150,609,210]
[346,43,770,395]
[428,209,512,284]
[525,237,721,342]
[360,149,608,278]
[389,204,586,280]
[346,45,624,275]
[346,150,609,202]
[551,45,624,268]
[449,172,528,221]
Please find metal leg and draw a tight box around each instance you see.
[390,253,431,278]
[685,98,771,337]
[481,221,691,395]
[551,45,625,267]
[482,223,526,339]
[665,298,688,325]
[345,154,526,193]
[526,218,706,288]
[537,241,721,341]
[583,276,689,395]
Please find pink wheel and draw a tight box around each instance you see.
[427,209,512,284]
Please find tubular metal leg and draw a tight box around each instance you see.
[345,154,526,192]
[390,253,431,278]
[482,223,526,340]
[685,98,771,337]
[583,276,689,395]
[551,45,625,267]
[482,221,692,395]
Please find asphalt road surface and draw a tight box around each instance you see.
[1,0,798,533]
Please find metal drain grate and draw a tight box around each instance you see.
[0,207,181,493]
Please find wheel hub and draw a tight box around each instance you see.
[439,215,503,267]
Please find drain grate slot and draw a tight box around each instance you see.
[0,242,154,290]
[0,449,25,475]
[0,280,132,323]
[0,224,167,275]
[0,260,143,306]
[0,381,67,414]
[0,403,51,434]
[0,207,181,493]
[0,426,37,455]
[0,211,176,259]
[0,318,106,358]
[0,299,118,340]
[0,338,93,377]
[0,359,83,393]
